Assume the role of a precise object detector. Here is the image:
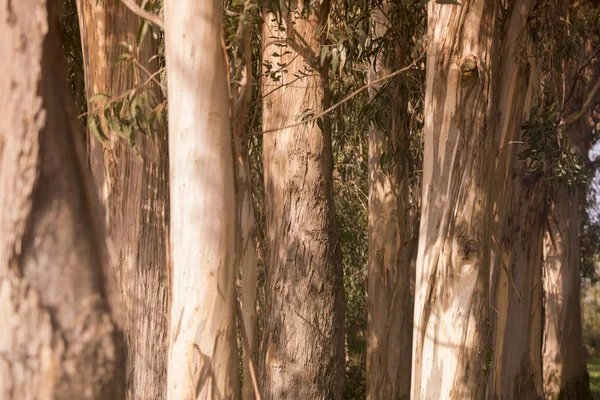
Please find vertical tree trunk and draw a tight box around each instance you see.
[489,4,545,396]
[261,2,345,398]
[0,0,125,397]
[366,5,416,400]
[76,2,169,398]
[543,187,592,399]
[410,0,497,398]
[232,21,259,400]
[164,0,239,398]
[236,143,259,400]
[492,170,546,399]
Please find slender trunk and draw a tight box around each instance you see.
[232,21,259,400]
[366,6,416,400]
[489,3,545,396]
[76,1,169,398]
[236,145,259,400]
[164,0,239,398]
[261,2,345,398]
[543,187,592,399]
[410,0,497,398]
[0,0,125,397]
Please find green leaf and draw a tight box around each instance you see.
[88,114,108,145]
[320,46,329,68]
[136,19,150,47]
[89,93,110,103]
[112,53,133,69]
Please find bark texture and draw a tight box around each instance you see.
[261,2,345,399]
[76,1,169,398]
[489,3,545,397]
[0,0,125,397]
[366,6,416,400]
[164,0,239,398]
[410,1,497,398]
[543,186,592,399]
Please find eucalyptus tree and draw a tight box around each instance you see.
[260,1,345,397]
[164,0,239,398]
[487,1,546,397]
[0,0,125,397]
[366,2,421,398]
[410,0,497,397]
[76,0,169,397]
[538,1,598,396]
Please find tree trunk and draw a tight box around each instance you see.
[261,2,345,398]
[491,168,545,399]
[0,0,125,397]
[76,1,169,398]
[236,143,259,400]
[543,186,592,399]
[410,0,497,398]
[164,0,239,398]
[232,21,259,400]
[366,6,416,400]
[489,4,545,396]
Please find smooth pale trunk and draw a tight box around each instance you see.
[543,186,591,399]
[410,0,497,398]
[164,0,238,398]
[366,6,416,400]
[76,1,169,398]
[261,3,345,398]
[0,0,125,397]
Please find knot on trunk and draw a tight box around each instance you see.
[460,55,479,86]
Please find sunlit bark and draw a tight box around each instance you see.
[410,1,497,397]
[164,0,239,398]
[261,1,345,398]
[366,5,416,399]
[76,1,169,397]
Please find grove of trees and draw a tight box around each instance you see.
[1,0,599,398]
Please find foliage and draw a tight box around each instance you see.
[519,100,587,187]
[60,0,87,125]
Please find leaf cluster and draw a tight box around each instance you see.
[519,101,587,187]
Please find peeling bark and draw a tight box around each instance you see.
[164,0,239,398]
[76,1,169,399]
[543,187,592,400]
[410,1,497,398]
[260,2,345,398]
[0,0,125,397]
[489,2,545,396]
[366,5,416,399]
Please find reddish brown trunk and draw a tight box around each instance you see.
[77,2,169,398]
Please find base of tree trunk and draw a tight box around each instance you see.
[557,371,592,400]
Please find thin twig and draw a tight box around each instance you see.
[236,299,262,400]
[78,68,163,119]
[133,58,166,90]
[251,53,425,136]
[120,0,164,30]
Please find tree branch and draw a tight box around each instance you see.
[564,76,600,126]
[120,0,164,30]
[251,53,425,136]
